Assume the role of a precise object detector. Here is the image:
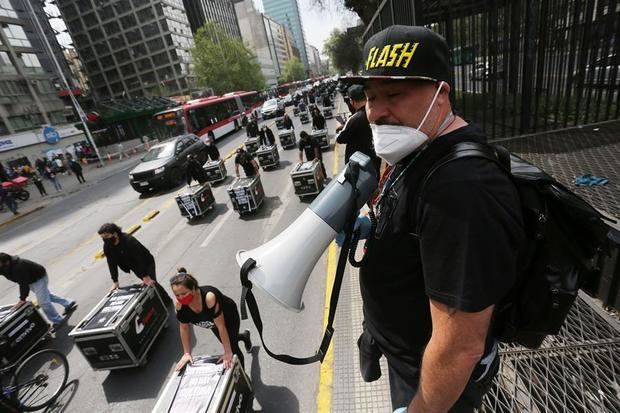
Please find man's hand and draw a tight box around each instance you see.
[142,276,155,286]
[110,282,120,291]
[11,300,26,311]
[218,352,233,369]
[176,353,193,371]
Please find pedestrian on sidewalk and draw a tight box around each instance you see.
[118,142,127,160]
[0,185,18,215]
[44,166,62,192]
[342,26,525,412]
[32,173,47,196]
[170,268,251,371]
[68,155,86,184]
[98,223,173,306]
[35,158,45,176]
[0,253,77,329]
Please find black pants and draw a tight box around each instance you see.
[34,181,47,196]
[380,342,499,411]
[211,306,245,368]
[139,262,172,306]
[75,171,86,183]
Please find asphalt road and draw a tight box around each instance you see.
[0,103,348,413]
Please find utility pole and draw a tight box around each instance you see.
[24,0,104,167]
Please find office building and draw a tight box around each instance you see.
[183,0,241,39]
[262,0,309,72]
[307,44,321,76]
[0,0,72,136]
[56,0,195,101]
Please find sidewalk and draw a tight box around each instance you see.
[330,120,620,412]
[0,154,141,228]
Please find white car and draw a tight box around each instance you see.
[261,99,279,119]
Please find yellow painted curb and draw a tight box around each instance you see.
[126,224,141,235]
[0,205,45,229]
[142,210,160,222]
[95,249,105,260]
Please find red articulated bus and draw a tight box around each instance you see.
[152,91,263,141]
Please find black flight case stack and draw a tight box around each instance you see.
[278,129,296,149]
[243,137,260,154]
[227,176,265,215]
[311,129,330,150]
[203,159,227,184]
[322,106,334,119]
[290,161,324,199]
[293,106,300,117]
[0,303,51,370]
[68,285,168,370]
[175,182,215,220]
[152,355,253,413]
[256,145,280,170]
[299,111,310,124]
[275,116,286,130]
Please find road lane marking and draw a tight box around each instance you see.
[200,208,235,248]
[317,98,342,412]
[142,210,160,221]
[260,179,293,243]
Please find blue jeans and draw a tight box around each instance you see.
[50,176,62,191]
[29,274,73,324]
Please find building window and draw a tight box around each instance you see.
[104,21,120,36]
[120,63,135,77]
[152,52,168,67]
[82,13,98,27]
[120,14,137,28]
[0,0,17,18]
[36,80,56,94]
[0,51,15,74]
[136,7,156,23]
[142,22,160,39]
[20,53,42,70]
[125,28,142,44]
[3,24,31,47]
[147,37,165,54]
[50,111,66,124]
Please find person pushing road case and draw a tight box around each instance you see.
[227,176,265,216]
[255,145,280,170]
[290,160,324,199]
[278,129,296,149]
[68,284,168,370]
[175,182,215,220]
[275,116,286,130]
[152,355,253,413]
[0,303,52,370]
[203,159,227,184]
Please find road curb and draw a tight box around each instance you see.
[142,210,160,222]
[0,205,45,229]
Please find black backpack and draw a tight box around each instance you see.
[420,142,614,349]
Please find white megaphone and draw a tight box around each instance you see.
[236,152,378,311]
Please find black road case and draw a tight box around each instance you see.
[293,106,300,116]
[203,159,227,184]
[278,129,296,149]
[175,183,215,220]
[275,116,286,130]
[0,303,51,369]
[227,176,264,215]
[243,137,260,154]
[256,145,279,169]
[68,285,168,370]
[299,112,310,124]
[152,355,253,413]
[290,161,324,198]
[311,129,330,150]
[323,107,334,119]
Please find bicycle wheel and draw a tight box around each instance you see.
[13,349,68,411]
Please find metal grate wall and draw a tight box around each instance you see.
[362,0,620,140]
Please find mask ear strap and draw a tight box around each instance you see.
[417,81,445,131]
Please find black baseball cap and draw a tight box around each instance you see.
[347,85,365,101]
[342,25,450,84]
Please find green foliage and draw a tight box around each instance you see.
[280,57,306,82]
[192,22,265,94]
[311,0,381,25]
[323,28,363,74]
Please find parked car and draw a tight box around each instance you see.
[282,94,294,106]
[128,134,207,193]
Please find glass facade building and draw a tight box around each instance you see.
[183,0,241,40]
[262,0,308,72]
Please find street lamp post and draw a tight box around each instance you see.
[24,0,105,167]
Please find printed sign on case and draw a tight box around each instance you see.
[43,126,60,145]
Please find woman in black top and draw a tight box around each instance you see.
[170,268,251,371]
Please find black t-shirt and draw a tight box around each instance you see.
[176,286,238,330]
[336,107,380,173]
[235,152,255,177]
[312,114,326,130]
[360,124,525,364]
[298,137,319,161]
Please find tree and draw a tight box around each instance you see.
[323,28,363,74]
[312,0,381,25]
[192,22,265,94]
[280,57,306,83]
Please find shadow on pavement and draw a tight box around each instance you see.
[101,309,183,403]
[186,203,230,226]
[43,379,79,413]
[250,347,299,413]
[238,196,283,222]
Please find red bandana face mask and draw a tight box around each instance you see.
[178,293,193,306]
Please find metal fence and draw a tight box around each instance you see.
[362,0,620,140]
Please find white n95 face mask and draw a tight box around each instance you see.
[371,81,451,166]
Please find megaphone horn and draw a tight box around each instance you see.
[236,152,378,312]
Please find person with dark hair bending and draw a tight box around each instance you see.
[98,222,172,305]
[170,268,252,371]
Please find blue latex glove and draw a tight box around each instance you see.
[335,215,371,247]
[393,408,407,413]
